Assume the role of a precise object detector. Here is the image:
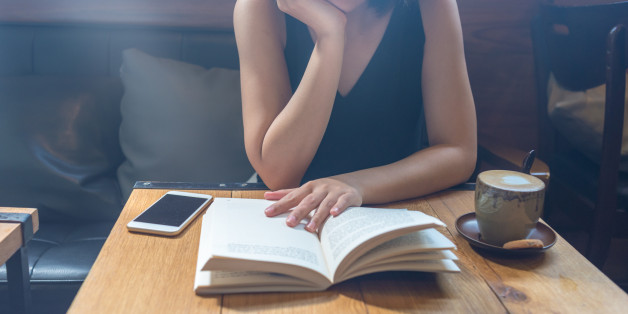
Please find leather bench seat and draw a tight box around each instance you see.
[0,222,113,313]
[0,222,114,282]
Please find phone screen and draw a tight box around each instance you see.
[134,194,208,227]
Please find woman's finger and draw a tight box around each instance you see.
[329,193,359,216]
[264,187,309,217]
[305,193,338,232]
[286,192,326,227]
[264,189,294,200]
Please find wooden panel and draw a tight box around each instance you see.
[458,0,541,152]
[0,207,38,265]
[426,190,628,313]
[68,189,231,314]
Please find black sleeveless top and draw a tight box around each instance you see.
[284,3,426,184]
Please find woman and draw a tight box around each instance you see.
[233,0,476,232]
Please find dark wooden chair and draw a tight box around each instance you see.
[531,1,628,277]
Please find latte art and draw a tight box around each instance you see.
[479,170,544,192]
[502,175,529,185]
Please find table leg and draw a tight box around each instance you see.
[6,246,32,314]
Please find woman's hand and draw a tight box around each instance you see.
[264,177,363,232]
[276,0,347,39]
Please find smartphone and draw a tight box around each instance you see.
[127,191,213,236]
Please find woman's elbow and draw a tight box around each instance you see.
[457,145,477,183]
[246,151,302,190]
[442,143,476,185]
[252,162,302,190]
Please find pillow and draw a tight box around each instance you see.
[547,73,628,171]
[117,49,253,199]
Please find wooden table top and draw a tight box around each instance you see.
[0,207,38,266]
[69,188,628,313]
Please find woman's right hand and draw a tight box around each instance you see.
[276,0,347,40]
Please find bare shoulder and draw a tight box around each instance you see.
[417,0,459,16]
[234,0,286,48]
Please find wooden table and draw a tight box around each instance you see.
[69,185,628,313]
[1,207,39,313]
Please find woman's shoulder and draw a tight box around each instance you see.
[234,0,287,48]
[417,0,462,40]
[417,0,459,20]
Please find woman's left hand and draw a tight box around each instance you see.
[264,177,363,232]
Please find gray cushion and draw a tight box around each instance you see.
[117,49,253,199]
[547,73,628,172]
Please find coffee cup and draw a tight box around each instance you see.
[474,170,545,246]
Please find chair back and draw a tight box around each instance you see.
[531,1,628,268]
[532,2,628,161]
[592,24,627,266]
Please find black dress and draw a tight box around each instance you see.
[283,2,426,184]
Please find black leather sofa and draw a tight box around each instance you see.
[0,22,240,313]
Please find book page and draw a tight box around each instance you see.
[345,229,457,272]
[340,259,460,282]
[357,228,455,260]
[363,250,457,265]
[196,224,307,292]
[201,198,331,283]
[195,270,322,295]
[318,207,444,278]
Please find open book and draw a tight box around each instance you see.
[194,198,459,294]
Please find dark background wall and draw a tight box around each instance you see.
[0,0,617,155]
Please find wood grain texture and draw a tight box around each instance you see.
[0,224,21,266]
[69,188,628,313]
[67,189,230,314]
[222,282,367,314]
[0,208,38,265]
[231,190,267,200]
[426,190,628,313]
[458,0,541,152]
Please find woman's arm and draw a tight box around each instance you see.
[265,0,477,232]
[354,0,477,202]
[234,0,347,189]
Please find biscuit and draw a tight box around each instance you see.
[503,239,544,249]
